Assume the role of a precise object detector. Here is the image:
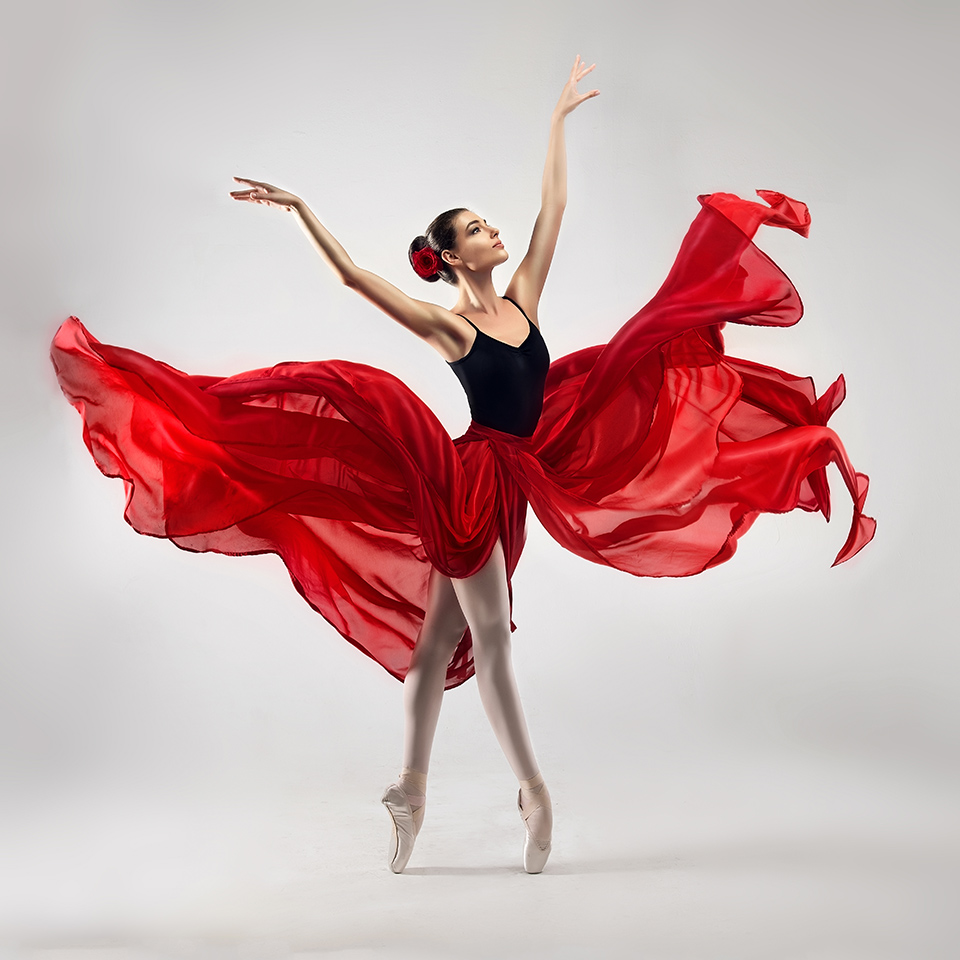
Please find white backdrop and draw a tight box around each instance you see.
[2,1,958,957]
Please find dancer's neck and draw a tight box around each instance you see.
[452,272,502,318]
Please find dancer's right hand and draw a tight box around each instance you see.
[230,177,301,211]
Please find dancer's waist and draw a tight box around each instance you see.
[456,420,536,446]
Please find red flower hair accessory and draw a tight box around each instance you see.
[412,246,441,279]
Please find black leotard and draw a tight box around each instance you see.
[448,296,550,438]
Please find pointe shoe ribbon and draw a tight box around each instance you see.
[381,783,422,874]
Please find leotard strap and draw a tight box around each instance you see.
[501,295,531,321]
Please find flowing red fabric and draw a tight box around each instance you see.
[50,191,875,688]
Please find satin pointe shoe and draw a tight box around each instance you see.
[381,782,422,874]
[518,778,552,874]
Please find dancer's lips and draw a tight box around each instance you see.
[493,241,504,248]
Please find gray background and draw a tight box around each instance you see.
[2,0,958,957]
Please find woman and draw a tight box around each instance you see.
[50,57,875,876]
[229,56,599,875]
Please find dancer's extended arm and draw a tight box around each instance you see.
[505,56,599,314]
[229,177,464,357]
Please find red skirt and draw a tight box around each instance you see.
[50,191,875,689]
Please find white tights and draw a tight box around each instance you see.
[402,540,541,784]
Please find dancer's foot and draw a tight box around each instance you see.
[518,772,552,874]
[381,768,426,874]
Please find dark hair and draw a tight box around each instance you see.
[408,207,468,285]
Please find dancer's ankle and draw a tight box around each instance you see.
[519,771,545,795]
[399,767,427,804]
[399,767,427,832]
[518,771,552,843]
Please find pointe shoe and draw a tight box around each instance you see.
[518,788,552,874]
[381,782,422,874]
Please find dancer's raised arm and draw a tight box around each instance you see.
[505,56,599,314]
[230,177,465,358]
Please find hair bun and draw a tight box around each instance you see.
[408,236,442,282]
[408,210,467,286]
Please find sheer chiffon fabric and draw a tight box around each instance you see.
[51,191,875,689]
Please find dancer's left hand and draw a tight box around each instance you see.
[553,55,599,120]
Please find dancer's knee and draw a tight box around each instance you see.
[471,616,512,658]
[412,619,465,667]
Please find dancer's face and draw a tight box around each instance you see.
[443,211,509,274]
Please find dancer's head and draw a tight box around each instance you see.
[409,209,507,285]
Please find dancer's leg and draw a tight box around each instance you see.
[384,568,468,873]
[449,541,552,870]
[402,566,468,776]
